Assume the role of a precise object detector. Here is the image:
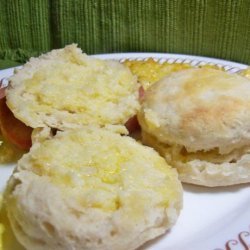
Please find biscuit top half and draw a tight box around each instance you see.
[138,68,250,154]
[6,44,140,130]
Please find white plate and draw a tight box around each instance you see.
[1,53,250,250]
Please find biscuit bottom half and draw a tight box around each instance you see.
[142,132,250,187]
[3,127,182,250]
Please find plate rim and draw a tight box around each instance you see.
[92,52,248,68]
[0,52,248,75]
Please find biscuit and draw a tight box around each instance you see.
[4,127,182,250]
[6,44,140,130]
[138,68,250,186]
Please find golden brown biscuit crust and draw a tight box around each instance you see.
[138,68,250,154]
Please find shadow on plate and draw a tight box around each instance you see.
[137,228,173,250]
[183,182,250,194]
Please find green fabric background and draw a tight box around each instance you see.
[0,0,249,69]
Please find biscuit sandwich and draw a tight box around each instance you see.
[138,67,250,186]
[4,127,182,250]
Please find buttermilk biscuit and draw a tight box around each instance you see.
[138,68,250,186]
[4,127,182,250]
[6,44,139,130]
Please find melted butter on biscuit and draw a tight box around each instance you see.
[24,128,180,214]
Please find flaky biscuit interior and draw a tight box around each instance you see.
[7,44,139,130]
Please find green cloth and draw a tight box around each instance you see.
[0,0,249,69]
